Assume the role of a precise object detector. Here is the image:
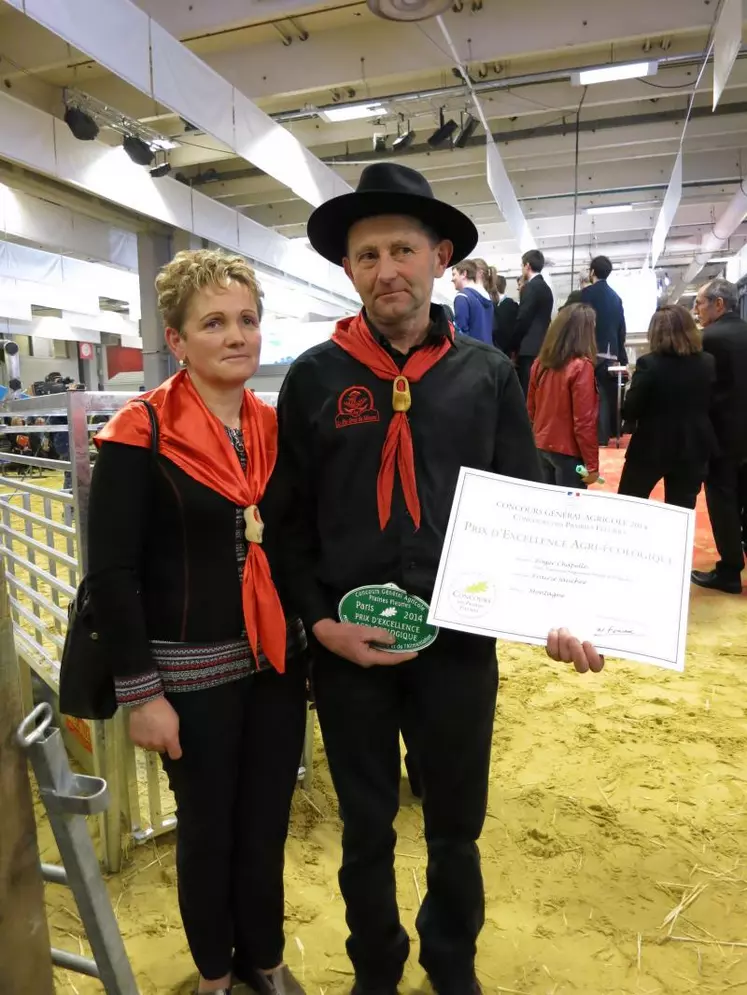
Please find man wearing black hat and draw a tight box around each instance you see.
[268,164,603,995]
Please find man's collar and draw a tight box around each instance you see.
[364,304,453,356]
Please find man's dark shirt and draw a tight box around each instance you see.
[265,305,543,630]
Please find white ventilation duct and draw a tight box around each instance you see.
[679,178,747,288]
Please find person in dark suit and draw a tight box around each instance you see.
[580,256,627,446]
[618,305,716,509]
[510,249,554,396]
[491,274,519,353]
[691,278,747,594]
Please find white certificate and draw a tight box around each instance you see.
[428,469,696,671]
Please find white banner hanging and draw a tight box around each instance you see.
[486,142,535,254]
[713,0,743,110]
[651,149,683,267]
[435,15,535,256]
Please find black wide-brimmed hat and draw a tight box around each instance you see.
[307,162,478,267]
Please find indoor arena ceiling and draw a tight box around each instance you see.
[1,0,745,298]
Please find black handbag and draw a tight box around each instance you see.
[58,400,159,720]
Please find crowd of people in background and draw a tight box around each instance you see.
[0,372,108,487]
[451,253,747,595]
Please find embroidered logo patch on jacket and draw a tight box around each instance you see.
[335,386,381,429]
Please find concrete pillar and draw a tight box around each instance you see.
[137,232,177,390]
[172,230,204,254]
[96,343,108,391]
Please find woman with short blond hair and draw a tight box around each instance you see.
[618,304,716,508]
[87,249,307,995]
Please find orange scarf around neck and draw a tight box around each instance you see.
[331,312,452,530]
[96,370,286,672]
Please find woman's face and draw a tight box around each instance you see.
[166,281,261,387]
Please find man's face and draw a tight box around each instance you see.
[521,260,532,281]
[694,286,724,327]
[451,268,466,291]
[343,215,453,331]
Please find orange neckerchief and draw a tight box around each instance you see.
[331,312,452,530]
[96,370,286,672]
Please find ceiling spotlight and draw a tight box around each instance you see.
[392,130,416,152]
[149,162,172,178]
[64,106,99,141]
[373,134,388,152]
[454,114,479,148]
[123,135,155,166]
[428,111,458,148]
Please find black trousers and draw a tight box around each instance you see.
[739,460,747,547]
[595,362,618,446]
[161,664,307,981]
[704,456,747,579]
[516,356,535,398]
[313,630,498,992]
[618,459,705,510]
[540,450,586,489]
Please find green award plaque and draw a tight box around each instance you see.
[338,583,439,653]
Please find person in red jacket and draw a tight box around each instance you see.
[528,303,600,488]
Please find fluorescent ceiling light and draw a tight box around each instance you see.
[708,256,733,263]
[572,61,658,86]
[585,204,634,215]
[151,138,179,151]
[321,103,386,123]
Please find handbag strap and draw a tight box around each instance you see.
[135,398,159,460]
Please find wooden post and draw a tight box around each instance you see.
[0,557,55,995]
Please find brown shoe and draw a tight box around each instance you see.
[245,965,306,995]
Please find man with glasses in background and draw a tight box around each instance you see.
[692,278,747,594]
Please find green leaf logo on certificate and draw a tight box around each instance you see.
[339,583,439,653]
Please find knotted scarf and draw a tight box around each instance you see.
[332,312,452,530]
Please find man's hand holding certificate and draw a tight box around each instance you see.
[429,470,695,671]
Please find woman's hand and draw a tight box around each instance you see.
[128,697,182,759]
[313,618,418,668]
[546,628,604,674]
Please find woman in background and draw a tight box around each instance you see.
[528,303,599,488]
[451,258,494,343]
[88,250,307,995]
[618,304,715,509]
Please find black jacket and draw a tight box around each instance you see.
[580,279,627,364]
[701,311,747,460]
[87,443,298,686]
[511,274,554,358]
[492,296,519,353]
[266,306,543,630]
[622,351,717,469]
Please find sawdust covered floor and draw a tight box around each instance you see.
[40,586,747,995]
[40,459,747,995]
